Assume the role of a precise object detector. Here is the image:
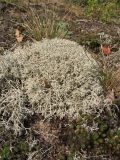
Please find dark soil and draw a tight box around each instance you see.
[0,2,25,50]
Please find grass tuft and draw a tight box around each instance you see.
[23,7,70,41]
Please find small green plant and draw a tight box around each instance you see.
[0,144,10,160]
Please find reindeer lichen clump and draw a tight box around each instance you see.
[0,39,105,133]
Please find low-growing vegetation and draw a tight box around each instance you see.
[0,0,120,159]
[68,110,120,159]
[65,0,120,22]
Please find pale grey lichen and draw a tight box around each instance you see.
[0,38,106,133]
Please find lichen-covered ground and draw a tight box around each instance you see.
[0,0,120,160]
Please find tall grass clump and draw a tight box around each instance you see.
[23,7,70,41]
